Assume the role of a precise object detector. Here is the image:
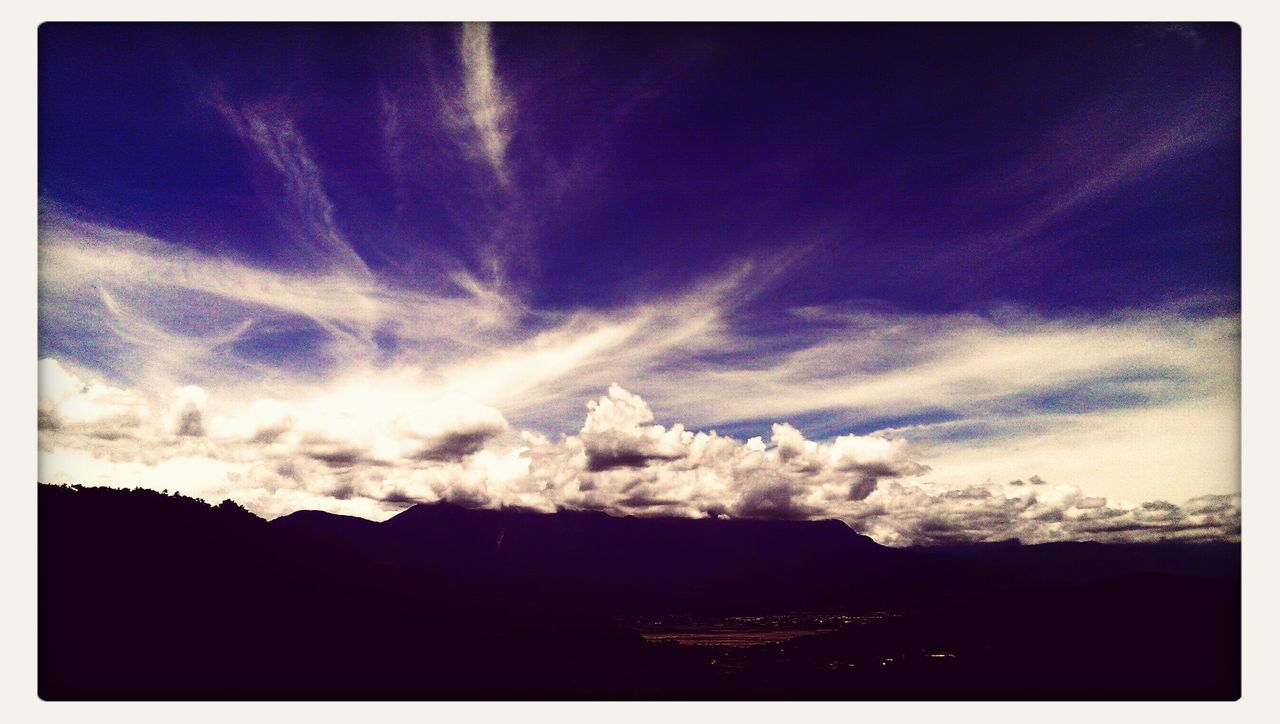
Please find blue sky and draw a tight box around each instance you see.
[37,23,1240,544]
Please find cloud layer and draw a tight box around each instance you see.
[37,206,1240,543]
[38,360,1239,546]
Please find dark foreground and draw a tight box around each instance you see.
[38,484,1240,700]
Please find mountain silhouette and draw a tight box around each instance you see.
[273,502,973,613]
[38,484,1240,700]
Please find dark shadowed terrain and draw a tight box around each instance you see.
[38,484,1240,700]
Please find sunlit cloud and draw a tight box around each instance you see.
[38,202,1239,544]
[37,358,1239,545]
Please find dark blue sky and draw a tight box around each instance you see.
[40,22,1239,322]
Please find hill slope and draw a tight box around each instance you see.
[39,484,1241,699]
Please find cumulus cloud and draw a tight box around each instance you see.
[771,422,928,500]
[579,384,690,471]
[35,371,1240,546]
[512,386,936,519]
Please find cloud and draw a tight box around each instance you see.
[579,384,690,470]
[37,207,1237,541]
[407,404,510,462]
[246,399,295,444]
[730,468,817,520]
[36,373,929,528]
[37,205,1240,534]
[38,211,520,387]
[458,22,514,184]
[38,358,148,438]
[771,422,928,500]
[36,372,1239,546]
[846,477,1239,546]
[39,210,1239,521]
[928,87,1235,281]
[42,209,1234,439]
[657,303,1237,428]
[170,386,208,437]
[215,103,372,280]
[522,386,936,518]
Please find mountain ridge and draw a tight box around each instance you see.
[38,484,1240,699]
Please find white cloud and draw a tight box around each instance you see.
[248,399,295,443]
[215,104,372,280]
[38,212,521,387]
[896,392,1240,505]
[653,304,1237,427]
[459,21,514,184]
[38,358,149,433]
[38,209,1239,542]
[579,384,691,470]
[37,374,1239,546]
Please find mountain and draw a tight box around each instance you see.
[908,538,1241,584]
[273,502,968,613]
[271,501,1241,613]
[39,485,645,699]
[38,484,1241,700]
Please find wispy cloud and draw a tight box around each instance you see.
[650,303,1236,425]
[216,102,373,280]
[927,91,1233,282]
[459,22,514,185]
[38,211,520,390]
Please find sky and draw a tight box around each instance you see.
[36,22,1240,545]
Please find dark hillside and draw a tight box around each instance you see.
[39,485,643,699]
[38,484,1241,699]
